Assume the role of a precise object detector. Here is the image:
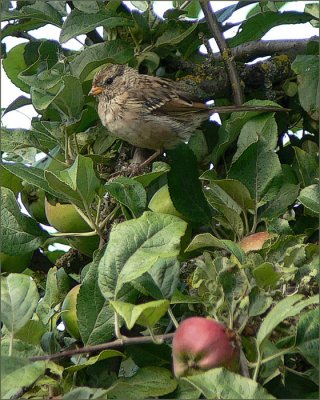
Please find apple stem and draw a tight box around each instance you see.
[168,307,179,329]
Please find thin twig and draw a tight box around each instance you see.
[199,0,244,105]
[29,333,175,361]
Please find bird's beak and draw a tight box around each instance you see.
[89,86,103,96]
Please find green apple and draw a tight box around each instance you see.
[0,252,33,273]
[45,198,92,233]
[21,183,48,225]
[61,285,81,340]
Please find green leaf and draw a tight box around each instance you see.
[233,114,277,163]
[1,187,48,255]
[135,258,180,300]
[212,100,283,164]
[1,338,44,359]
[213,205,244,239]
[259,183,300,220]
[36,267,70,325]
[15,320,46,346]
[107,366,177,399]
[98,211,187,298]
[201,178,254,213]
[229,11,312,47]
[110,299,170,329]
[131,1,149,12]
[257,294,319,347]
[0,164,23,195]
[1,163,68,201]
[45,155,101,207]
[1,357,46,400]
[60,9,133,43]
[1,127,58,153]
[70,40,134,80]
[291,55,319,120]
[77,259,115,346]
[293,147,318,187]
[16,1,62,25]
[229,144,282,203]
[184,368,275,399]
[1,19,46,39]
[249,287,273,317]
[106,177,147,218]
[155,21,198,46]
[134,162,170,187]
[298,184,319,214]
[185,233,245,263]
[65,349,124,373]
[62,387,109,400]
[31,75,84,119]
[295,308,319,368]
[173,0,201,18]
[3,95,32,116]
[170,290,201,304]
[167,144,212,224]
[1,273,39,334]
[2,43,30,92]
[72,0,100,13]
[253,262,281,289]
[126,342,172,368]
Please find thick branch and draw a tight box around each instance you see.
[172,53,294,101]
[29,333,174,361]
[216,37,319,62]
[199,0,244,105]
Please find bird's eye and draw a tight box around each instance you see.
[105,77,114,85]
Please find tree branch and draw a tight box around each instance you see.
[216,37,319,62]
[199,0,244,105]
[7,31,37,42]
[171,53,294,101]
[29,333,174,361]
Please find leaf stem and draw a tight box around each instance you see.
[50,231,97,237]
[95,197,102,226]
[74,205,96,230]
[168,307,179,329]
[99,204,120,230]
[249,347,294,368]
[9,332,13,356]
[147,327,164,345]
[253,345,261,381]
[251,205,258,233]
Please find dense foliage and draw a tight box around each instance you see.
[1,1,319,399]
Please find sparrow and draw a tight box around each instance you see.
[89,64,287,154]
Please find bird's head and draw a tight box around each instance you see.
[89,64,138,99]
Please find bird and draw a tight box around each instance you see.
[89,64,287,164]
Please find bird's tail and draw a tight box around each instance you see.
[208,105,290,114]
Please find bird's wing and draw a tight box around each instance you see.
[126,84,208,117]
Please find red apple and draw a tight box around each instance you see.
[239,232,271,252]
[172,317,239,377]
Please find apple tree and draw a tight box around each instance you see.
[1,1,319,399]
